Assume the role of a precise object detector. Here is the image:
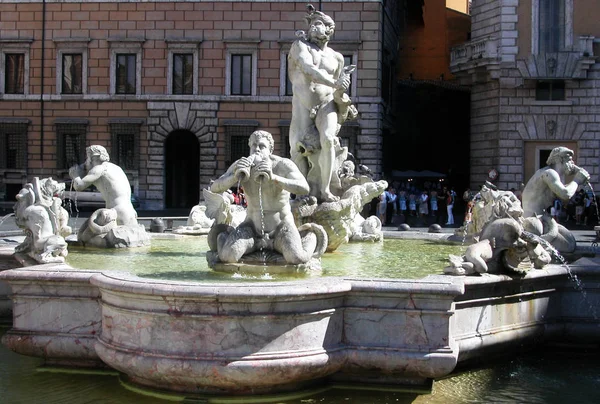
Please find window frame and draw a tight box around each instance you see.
[166,40,200,96]
[535,79,566,101]
[0,118,29,170]
[109,119,143,171]
[54,38,90,96]
[532,0,573,54]
[55,119,89,170]
[223,120,259,166]
[224,40,259,97]
[0,39,32,97]
[108,39,143,96]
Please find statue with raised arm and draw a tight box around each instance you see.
[69,145,149,248]
[521,146,589,253]
[288,4,358,203]
[206,130,327,272]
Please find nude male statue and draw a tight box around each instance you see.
[69,145,139,227]
[288,6,354,202]
[521,147,590,217]
[209,130,315,264]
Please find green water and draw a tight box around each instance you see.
[2,326,599,403]
[65,237,464,282]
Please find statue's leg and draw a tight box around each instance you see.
[289,112,312,177]
[273,221,309,265]
[218,224,256,263]
[315,102,340,202]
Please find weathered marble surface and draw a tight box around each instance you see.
[292,180,387,251]
[13,178,72,264]
[0,262,103,366]
[1,248,600,394]
[206,131,328,271]
[172,204,214,235]
[68,145,150,249]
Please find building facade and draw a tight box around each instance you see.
[0,0,400,209]
[451,0,600,191]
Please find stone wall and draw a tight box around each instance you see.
[0,0,393,208]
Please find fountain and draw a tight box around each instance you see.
[1,7,600,401]
[446,146,590,276]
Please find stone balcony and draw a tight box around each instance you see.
[450,35,597,82]
[449,36,501,81]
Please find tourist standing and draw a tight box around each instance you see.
[398,189,407,217]
[408,192,417,216]
[430,189,438,222]
[377,193,387,225]
[419,190,429,218]
[385,187,397,225]
[445,189,455,225]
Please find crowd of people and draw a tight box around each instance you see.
[551,188,597,226]
[368,181,462,227]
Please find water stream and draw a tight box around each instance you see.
[0,212,15,230]
[524,230,599,320]
[587,183,600,226]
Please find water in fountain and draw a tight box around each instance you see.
[523,230,598,320]
[63,180,82,233]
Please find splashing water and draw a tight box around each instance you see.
[0,212,15,229]
[257,180,268,268]
[587,183,600,226]
[524,230,598,320]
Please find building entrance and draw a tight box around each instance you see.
[165,130,200,209]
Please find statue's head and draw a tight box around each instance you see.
[248,130,274,155]
[305,5,335,40]
[546,146,577,175]
[86,145,110,163]
[546,147,574,166]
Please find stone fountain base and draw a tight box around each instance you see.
[1,247,600,396]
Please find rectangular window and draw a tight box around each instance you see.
[225,123,258,165]
[539,0,565,53]
[110,122,141,170]
[5,53,24,94]
[115,54,136,94]
[231,54,252,96]
[536,80,565,101]
[56,122,87,169]
[173,53,193,95]
[62,53,83,94]
[0,121,28,169]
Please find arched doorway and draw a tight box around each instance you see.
[165,130,199,209]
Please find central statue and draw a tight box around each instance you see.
[287,5,357,202]
[207,130,327,271]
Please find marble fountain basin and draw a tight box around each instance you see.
[1,239,600,397]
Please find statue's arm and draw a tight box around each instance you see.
[210,163,238,194]
[290,41,342,90]
[271,159,310,196]
[543,170,578,201]
[72,166,103,191]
